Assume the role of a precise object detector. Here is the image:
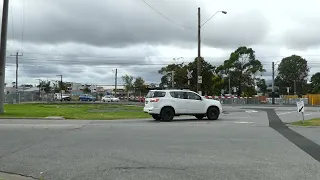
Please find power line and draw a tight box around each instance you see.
[20,0,26,52]
[9,1,15,43]
[141,0,196,31]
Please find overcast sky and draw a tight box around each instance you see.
[3,0,320,86]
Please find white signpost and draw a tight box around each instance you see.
[187,69,193,86]
[297,100,305,124]
[198,76,202,84]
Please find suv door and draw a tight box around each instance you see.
[169,91,188,114]
[186,92,205,113]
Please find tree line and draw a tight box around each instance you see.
[123,46,320,96]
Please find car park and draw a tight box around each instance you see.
[143,89,223,121]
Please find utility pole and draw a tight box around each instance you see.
[11,51,23,103]
[36,79,41,100]
[171,71,174,88]
[272,62,275,104]
[294,80,297,95]
[228,69,231,94]
[56,75,63,102]
[197,7,201,95]
[0,0,10,114]
[115,68,117,97]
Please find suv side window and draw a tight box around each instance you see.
[169,91,184,99]
[146,91,166,98]
[187,92,202,100]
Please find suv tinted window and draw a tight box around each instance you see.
[187,92,201,100]
[146,91,166,98]
[169,91,185,99]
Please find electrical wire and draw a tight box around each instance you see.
[9,2,15,43]
[201,11,220,27]
[20,0,26,52]
[141,0,196,31]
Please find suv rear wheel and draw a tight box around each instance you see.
[160,107,175,121]
[207,106,219,120]
[152,114,161,121]
[195,115,205,120]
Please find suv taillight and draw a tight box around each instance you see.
[150,98,159,102]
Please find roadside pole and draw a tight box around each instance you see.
[297,99,305,124]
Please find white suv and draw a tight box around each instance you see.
[143,89,223,121]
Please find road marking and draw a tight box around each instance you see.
[233,121,254,124]
[245,110,258,113]
[277,111,295,115]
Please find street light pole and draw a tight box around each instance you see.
[56,75,63,102]
[197,7,201,95]
[0,0,10,114]
[197,9,227,95]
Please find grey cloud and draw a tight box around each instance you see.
[283,17,320,50]
[9,0,270,49]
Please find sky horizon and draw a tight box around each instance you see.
[3,0,320,86]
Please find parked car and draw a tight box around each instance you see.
[143,89,223,121]
[101,95,120,102]
[79,95,96,101]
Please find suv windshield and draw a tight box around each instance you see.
[146,91,166,98]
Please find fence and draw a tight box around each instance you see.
[5,92,55,104]
[4,92,320,106]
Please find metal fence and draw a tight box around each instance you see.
[210,97,311,105]
[5,92,55,104]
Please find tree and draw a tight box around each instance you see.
[310,72,320,94]
[38,80,52,93]
[134,77,147,95]
[187,57,216,95]
[53,81,68,93]
[276,55,310,95]
[256,78,267,95]
[158,57,216,95]
[158,63,188,89]
[217,46,265,96]
[83,87,91,94]
[122,74,134,92]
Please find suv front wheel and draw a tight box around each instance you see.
[207,106,219,120]
[160,107,175,121]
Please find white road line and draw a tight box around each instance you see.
[233,121,254,124]
[277,111,296,115]
[245,110,258,113]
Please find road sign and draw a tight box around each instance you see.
[198,76,202,83]
[187,69,193,79]
[297,100,305,113]
[297,100,305,124]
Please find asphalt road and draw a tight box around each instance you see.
[0,106,319,180]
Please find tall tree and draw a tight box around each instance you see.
[276,55,310,95]
[134,77,147,94]
[53,82,68,93]
[158,63,187,88]
[122,74,134,92]
[256,78,268,95]
[187,57,216,95]
[38,80,52,93]
[310,72,320,94]
[218,46,265,96]
[83,87,91,94]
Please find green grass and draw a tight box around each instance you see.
[0,103,151,120]
[291,118,320,126]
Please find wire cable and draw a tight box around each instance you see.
[20,0,26,52]
[141,0,196,31]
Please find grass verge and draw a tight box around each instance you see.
[0,103,150,120]
[290,118,320,126]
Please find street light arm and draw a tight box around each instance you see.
[201,11,227,27]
